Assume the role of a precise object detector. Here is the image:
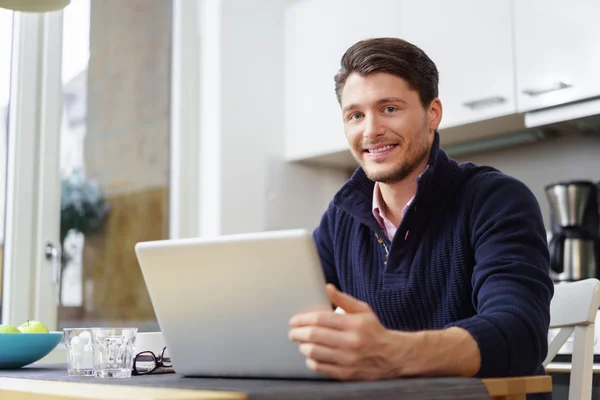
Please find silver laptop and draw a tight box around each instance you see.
[134,229,332,379]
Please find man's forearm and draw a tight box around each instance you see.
[389,327,481,377]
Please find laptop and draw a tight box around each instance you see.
[134,229,332,379]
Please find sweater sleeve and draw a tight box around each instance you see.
[447,172,553,377]
[313,203,341,290]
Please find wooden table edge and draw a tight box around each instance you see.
[0,377,248,400]
[0,375,552,400]
[482,375,552,396]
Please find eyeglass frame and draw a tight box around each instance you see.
[132,346,172,375]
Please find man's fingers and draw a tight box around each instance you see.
[288,326,340,347]
[289,311,350,330]
[289,326,356,348]
[298,343,358,366]
[326,284,371,313]
[299,343,340,364]
[305,358,356,380]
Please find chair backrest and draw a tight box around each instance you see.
[544,278,600,400]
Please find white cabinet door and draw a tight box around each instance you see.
[284,0,402,161]
[401,0,516,130]
[513,0,600,112]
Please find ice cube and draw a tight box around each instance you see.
[82,344,94,368]
[78,331,91,344]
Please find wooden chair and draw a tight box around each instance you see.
[543,278,600,400]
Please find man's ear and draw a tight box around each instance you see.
[428,98,443,133]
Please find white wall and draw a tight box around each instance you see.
[454,132,600,230]
[198,0,348,236]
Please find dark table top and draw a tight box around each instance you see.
[0,364,492,400]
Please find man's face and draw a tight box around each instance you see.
[340,72,442,184]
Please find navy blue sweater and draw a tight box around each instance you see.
[313,132,553,380]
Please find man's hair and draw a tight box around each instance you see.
[334,37,439,108]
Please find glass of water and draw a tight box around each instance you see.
[91,327,138,378]
[63,328,95,376]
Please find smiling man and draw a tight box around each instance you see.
[288,38,553,395]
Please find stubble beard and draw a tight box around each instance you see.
[360,130,431,184]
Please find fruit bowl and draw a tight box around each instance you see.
[0,332,63,369]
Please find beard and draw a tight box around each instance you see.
[359,130,431,184]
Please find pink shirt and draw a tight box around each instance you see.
[372,182,414,241]
[372,166,428,241]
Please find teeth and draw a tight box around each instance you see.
[368,144,395,153]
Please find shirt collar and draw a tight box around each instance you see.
[371,165,430,226]
[372,182,386,227]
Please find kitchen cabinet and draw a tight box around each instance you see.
[513,0,600,112]
[400,0,516,130]
[284,0,402,161]
[284,0,600,165]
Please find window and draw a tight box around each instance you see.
[58,0,172,331]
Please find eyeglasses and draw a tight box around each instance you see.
[132,346,172,375]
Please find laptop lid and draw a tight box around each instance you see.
[134,229,331,378]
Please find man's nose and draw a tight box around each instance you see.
[363,114,385,139]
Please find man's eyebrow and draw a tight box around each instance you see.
[376,97,408,105]
[342,103,359,114]
[342,97,408,113]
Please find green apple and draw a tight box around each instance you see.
[0,324,20,333]
[18,320,49,333]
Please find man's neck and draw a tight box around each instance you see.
[378,159,429,227]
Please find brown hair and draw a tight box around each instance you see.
[334,37,439,108]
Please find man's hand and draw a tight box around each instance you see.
[288,284,413,380]
[288,284,481,380]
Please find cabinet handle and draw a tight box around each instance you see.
[522,81,572,97]
[462,96,507,110]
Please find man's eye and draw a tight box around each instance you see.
[350,112,363,120]
[383,106,397,113]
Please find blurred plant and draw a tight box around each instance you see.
[59,170,110,304]
[61,170,110,246]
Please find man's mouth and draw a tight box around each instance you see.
[364,144,397,153]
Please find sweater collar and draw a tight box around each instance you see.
[332,131,460,232]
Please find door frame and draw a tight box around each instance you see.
[2,11,62,329]
[169,0,201,240]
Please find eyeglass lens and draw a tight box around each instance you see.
[133,347,171,375]
[134,351,157,375]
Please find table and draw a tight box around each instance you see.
[0,365,552,400]
[484,376,552,400]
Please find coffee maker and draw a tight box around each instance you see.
[545,180,600,282]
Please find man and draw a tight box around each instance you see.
[288,37,553,387]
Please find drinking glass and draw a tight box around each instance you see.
[91,327,138,378]
[63,328,94,376]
